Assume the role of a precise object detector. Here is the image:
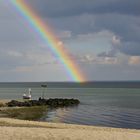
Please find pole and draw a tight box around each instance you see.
[41,85,47,99]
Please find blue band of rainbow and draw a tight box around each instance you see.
[11,0,85,82]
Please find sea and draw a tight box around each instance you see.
[0,81,140,129]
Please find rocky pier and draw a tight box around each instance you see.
[6,98,80,108]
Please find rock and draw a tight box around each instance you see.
[6,98,80,108]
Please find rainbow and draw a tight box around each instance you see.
[10,0,85,82]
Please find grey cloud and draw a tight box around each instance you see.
[94,14,140,42]
[0,48,35,70]
[0,20,37,42]
[118,42,140,56]
[94,14,140,56]
[83,63,140,81]
[9,0,140,57]
[98,49,117,58]
[0,1,12,19]
[68,53,119,65]
[50,13,140,41]
[50,13,140,56]
[0,40,61,72]
[98,41,140,57]
[26,0,140,17]
[1,0,140,81]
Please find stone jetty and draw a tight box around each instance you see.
[6,98,80,108]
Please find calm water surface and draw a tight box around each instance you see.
[0,82,140,129]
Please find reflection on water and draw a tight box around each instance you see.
[44,102,140,129]
[42,88,140,129]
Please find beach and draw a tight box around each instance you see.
[0,118,140,140]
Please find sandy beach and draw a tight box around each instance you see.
[0,118,140,140]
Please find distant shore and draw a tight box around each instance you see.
[0,118,140,140]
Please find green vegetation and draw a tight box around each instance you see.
[0,103,5,107]
[0,106,47,120]
[0,98,79,121]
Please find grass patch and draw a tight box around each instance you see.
[0,103,5,107]
[0,106,47,120]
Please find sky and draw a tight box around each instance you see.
[0,0,140,82]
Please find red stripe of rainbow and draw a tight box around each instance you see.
[11,0,85,82]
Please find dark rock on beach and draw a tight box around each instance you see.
[6,98,80,108]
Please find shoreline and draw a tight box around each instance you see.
[0,98,79,121]
[1,99,140,129]
[0,100,140,139]
[0,118,140,140]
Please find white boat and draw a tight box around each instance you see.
[23,88,32,99]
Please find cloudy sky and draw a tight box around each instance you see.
[0,0,140,82]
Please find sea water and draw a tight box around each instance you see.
[0,82,140,129]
